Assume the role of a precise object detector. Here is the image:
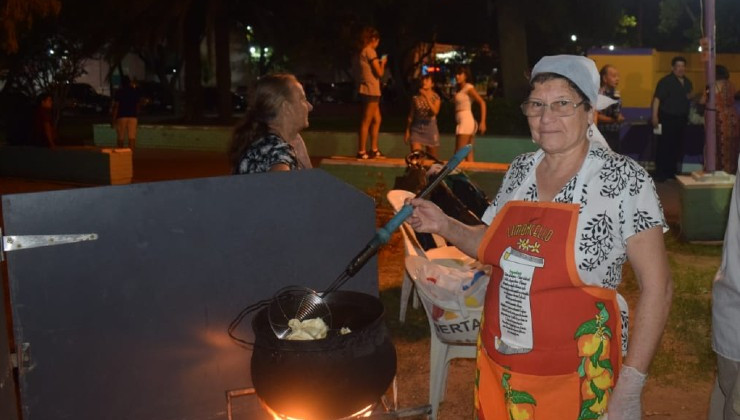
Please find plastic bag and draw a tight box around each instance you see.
[415,258,489,310]
[407,255,490,343]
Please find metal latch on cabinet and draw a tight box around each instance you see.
[0,228,98,261]
[8,342,33,376]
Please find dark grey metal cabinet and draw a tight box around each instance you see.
[0,170,379,419]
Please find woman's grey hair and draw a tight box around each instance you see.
[228,74,298,168]
[529,72,593,111]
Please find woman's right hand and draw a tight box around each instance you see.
[403,129,410,144]
[406,198,448,235]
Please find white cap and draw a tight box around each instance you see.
[530,55,616,111]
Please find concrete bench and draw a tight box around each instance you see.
[92,124,537,163]
[0,146,132,185]
[678,173,736,241]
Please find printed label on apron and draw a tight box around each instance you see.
[496,246,545,354]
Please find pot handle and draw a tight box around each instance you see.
[228,298,270,348]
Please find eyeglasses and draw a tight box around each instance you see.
[520,99,586,117]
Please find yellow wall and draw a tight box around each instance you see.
[589,52,657,108]
[589,50,740,108]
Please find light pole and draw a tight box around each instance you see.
[703,0,716,173]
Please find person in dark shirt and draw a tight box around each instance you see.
[111,76,142,149]
[651,56,693,181]
[31,93,56,148]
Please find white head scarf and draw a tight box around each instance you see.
[530,55,617,150]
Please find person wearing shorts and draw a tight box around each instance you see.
[453,66,486,161]
[111,76,141,149]
[355,26,387,159]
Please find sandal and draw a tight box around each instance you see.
[356,151,369,160]
[370,149,385,159]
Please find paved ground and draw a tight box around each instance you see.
[0,149,230,195]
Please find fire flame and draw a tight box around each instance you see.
[261,400,375,419]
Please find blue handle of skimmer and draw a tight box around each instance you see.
[443,144,472,176]
[343,144,472,276]
[374,144,472,245]
[375,204,413,244]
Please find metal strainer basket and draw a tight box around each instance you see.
[267,286,332,339]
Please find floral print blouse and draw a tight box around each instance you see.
[235,134,299,174]
[482,141,667,289]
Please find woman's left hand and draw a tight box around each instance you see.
[478,121,487,134]
[606,365,647,420]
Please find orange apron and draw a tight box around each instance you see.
[474,200,622,420]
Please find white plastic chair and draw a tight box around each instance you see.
[386,190,451,322]
[405,255,481,420]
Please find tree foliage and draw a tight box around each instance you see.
[0,0,60,53]
[5,0,737,117]
[656,0,740,52]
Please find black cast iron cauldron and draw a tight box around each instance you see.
[250,291,397,420]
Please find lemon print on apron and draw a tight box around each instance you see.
[574,302,614,419]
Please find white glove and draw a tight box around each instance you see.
[606,365,647,420]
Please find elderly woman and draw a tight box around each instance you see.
[228,73,313,173]
[408,55,672,419]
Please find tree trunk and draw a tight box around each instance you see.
[183,0,206,122]
[495,0,529,101]
[214,10,232,123]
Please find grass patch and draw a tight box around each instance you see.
[620,229,720,383]
[380,286,431,341]
[58,115,100,145]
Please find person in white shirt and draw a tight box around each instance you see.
[453,65,486,162]
[709,156,740,420]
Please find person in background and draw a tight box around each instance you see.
[453,65,486,161]
[596,64,625,153]
[709,153,740,420]
[355,26,387,159]
[404,74,441,158]
[31,92,56,148]
[700,65,739,174]
[407,55,672,419]
[228,73,313,174]
[111,76,142,149]
[651,56,693,182]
